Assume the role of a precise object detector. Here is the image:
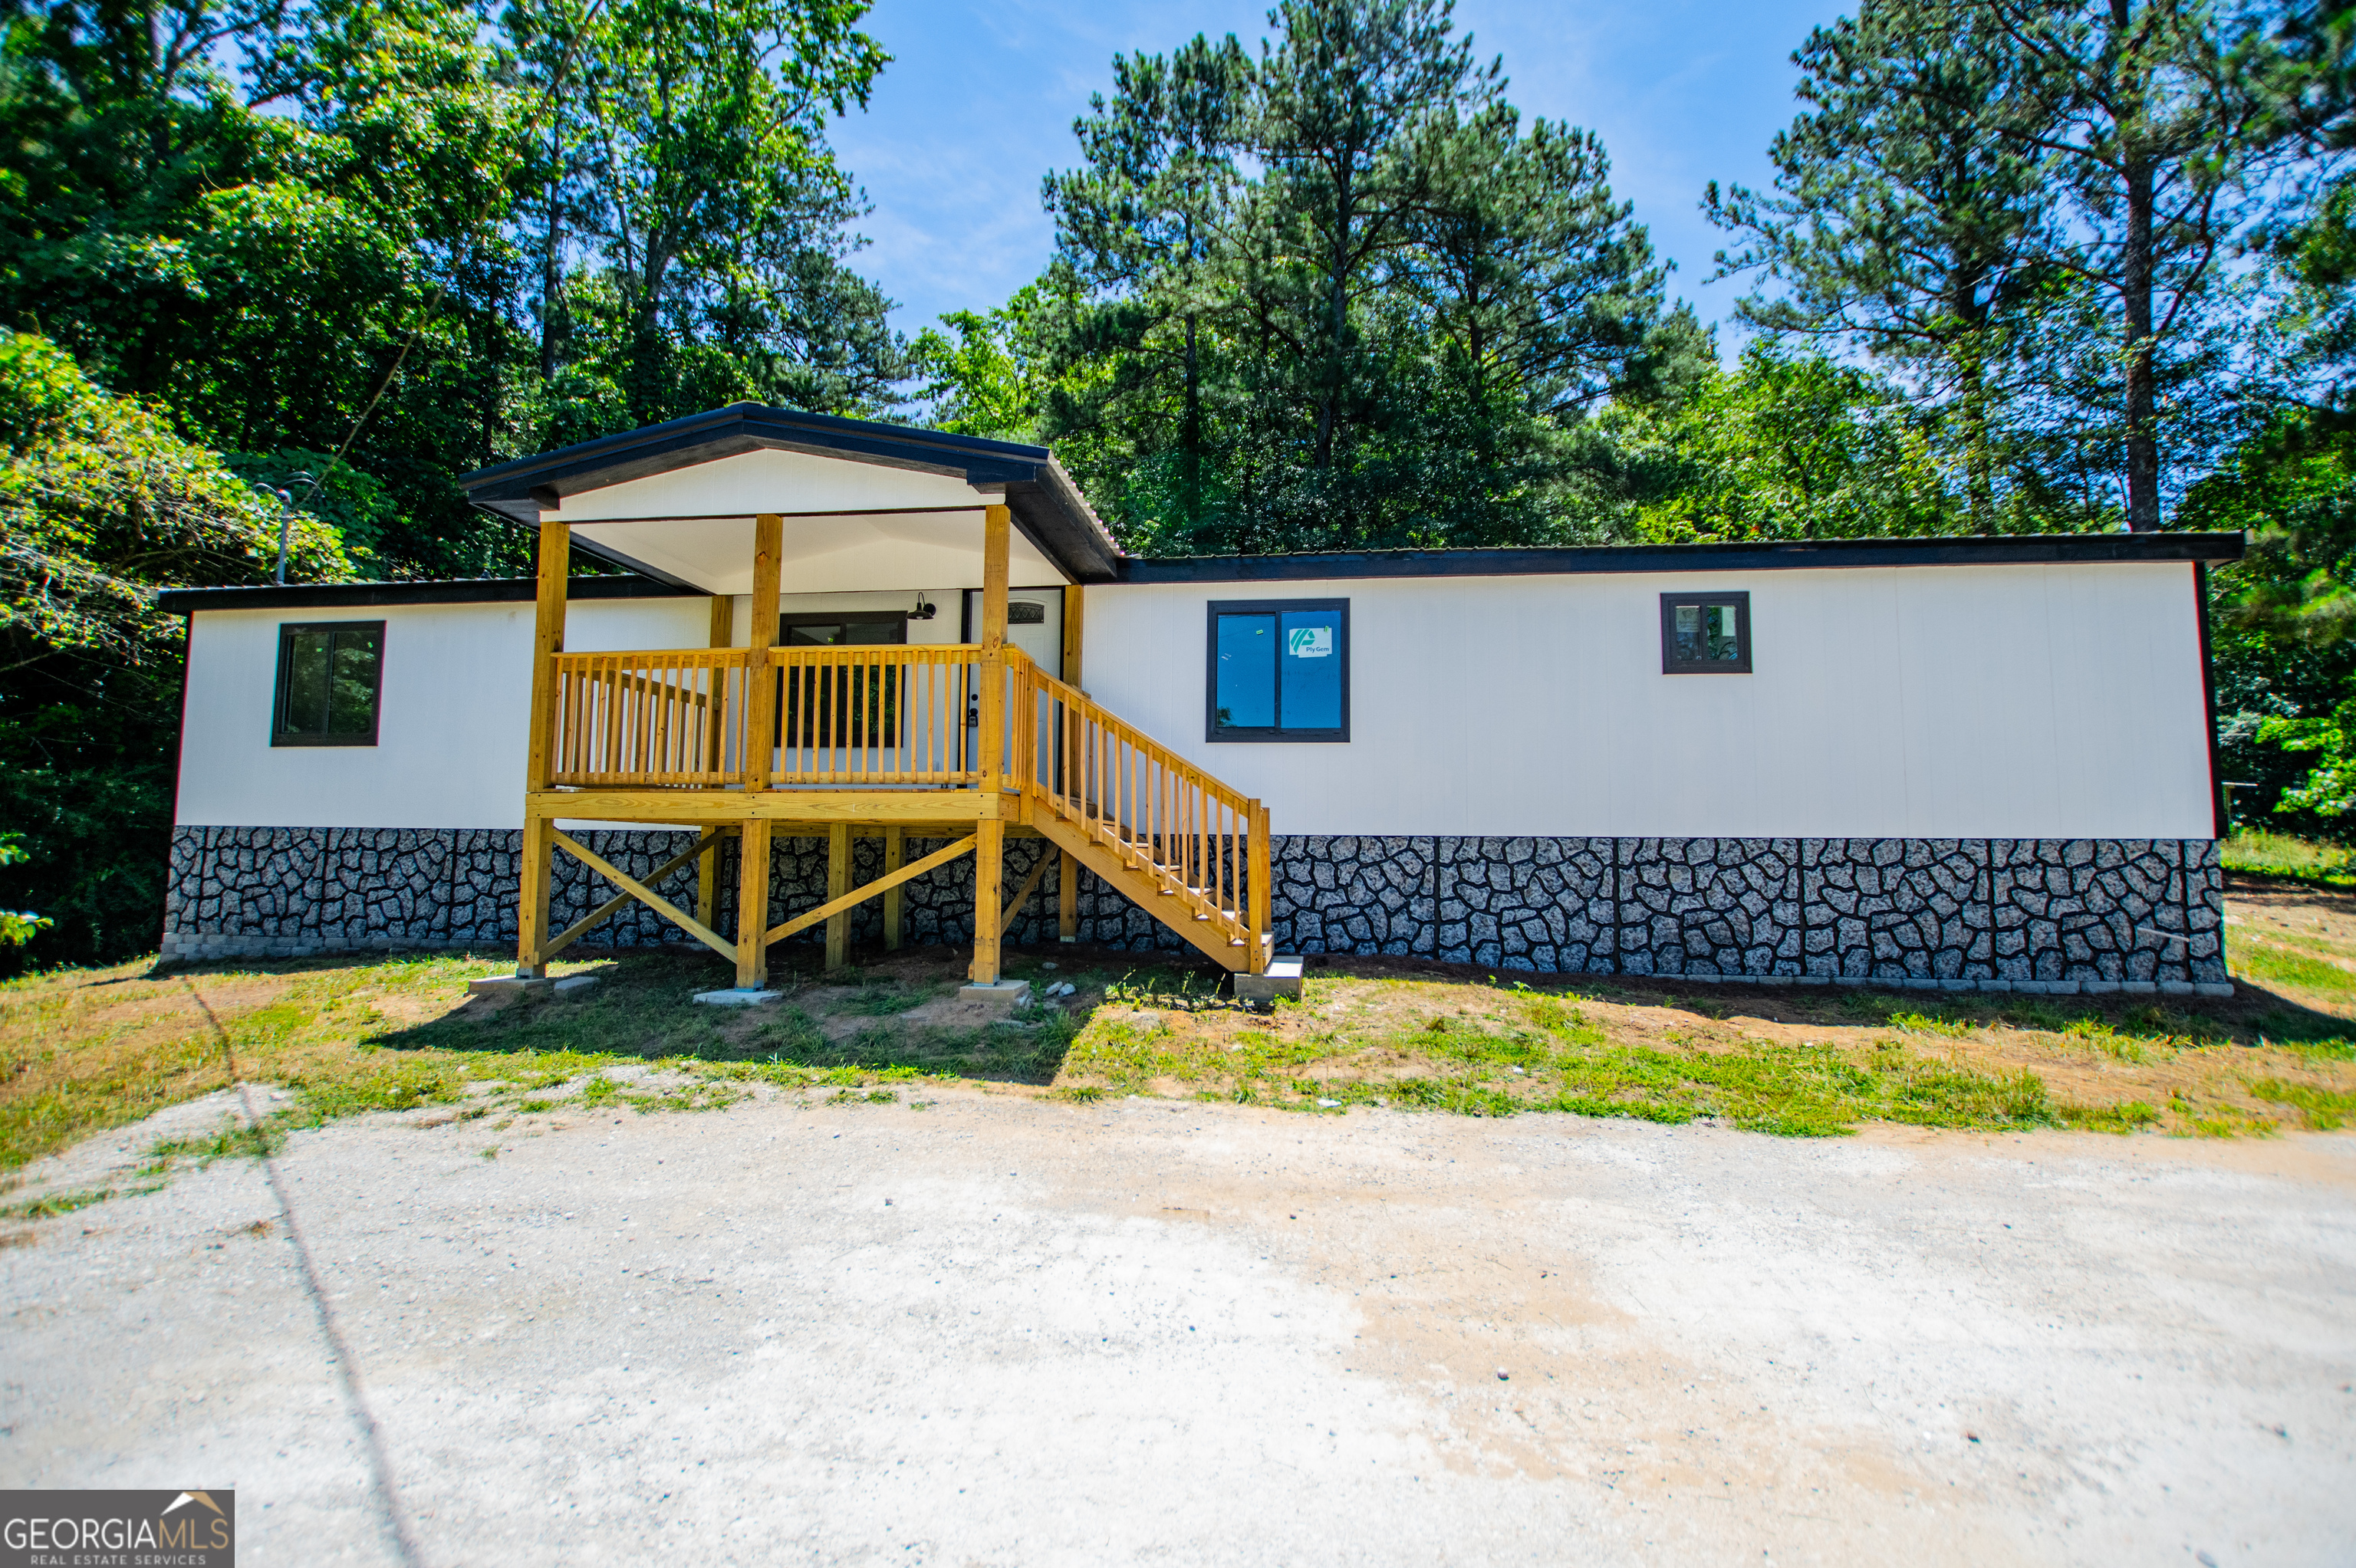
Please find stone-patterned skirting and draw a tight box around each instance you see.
[1270,836,2227,994]
[161,827,2227,994]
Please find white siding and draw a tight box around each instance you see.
[1080,563,2215,838]
[176,562,2216,837]
[174,587,1040,829]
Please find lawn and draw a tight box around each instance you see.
[2220,829,2356,889]
[6,893,2355,1195]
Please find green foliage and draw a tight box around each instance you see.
[0,836,50,948]
[0,0,901,968]
[1025,0,1707,554]
[1604,342,1966,541]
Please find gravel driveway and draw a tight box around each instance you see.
[4,1090,2351,1566]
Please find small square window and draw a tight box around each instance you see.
[272,621,384,745]
[1206,599,1349,741]
[1660,592,1751,674]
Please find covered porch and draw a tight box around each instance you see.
[459,406,1272,995]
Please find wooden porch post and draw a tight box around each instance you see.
[697,593,732,931]
[1058,583,1084,944]
[517,517,569,977]
[882,826,904,950]
[735,515,784,988]
[825,822,851,969]
[970,502,1011,982]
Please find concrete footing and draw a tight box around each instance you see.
[693,988,784,1007]
[957,981,1032,1013]
[1234,957,1305,1005]
[467,975,551,998]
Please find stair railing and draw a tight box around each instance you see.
[1006,648,1268,962]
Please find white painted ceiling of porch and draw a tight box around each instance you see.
[547,446,1068,593]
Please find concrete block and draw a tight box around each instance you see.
[468,975,553,998]
[2194,983,2236,998]
[2083,980,2120,995]
[554,975,601,997]
[2121,981,2157,995]
[1235,957,1305,1004]
[693,988,785,1007]
[2158,981,2194,996]
[957,980,1032,1013]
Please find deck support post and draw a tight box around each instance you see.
[516,516,569,977]
[518,812,556,974]
[731,515,785,990]
[735,820,772,988]
[825,822,852,969]
[1249,800,1271,975]
[1058,584,1084,943]
[971,816,1003,980]
[969,501,1012,984]
[882,826,904,950]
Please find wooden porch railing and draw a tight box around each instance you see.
[1007,647,1269,963]
[548,648,752,787]
[768,645,982,785]
[546,645,989,790]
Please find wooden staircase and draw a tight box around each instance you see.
[1008,652,1272,974]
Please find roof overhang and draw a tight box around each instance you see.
[458,404,1124,589]
[1115,531,2247,583]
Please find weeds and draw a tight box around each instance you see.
[2246,1078,2356,1129]
[2220,830,2356,888]
[0,1185,150,1219]
[148,1121,285,1166]
[1888,1011,1978,1039]
[2056,1100,2164,1134]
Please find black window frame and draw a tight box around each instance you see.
[1659,591,1752,675]
[1205,598,1351,743]
[271,620,385,747]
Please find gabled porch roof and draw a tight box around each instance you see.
[458,404,1124,593]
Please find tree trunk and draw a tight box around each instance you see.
[2114,0,2161,531]
[1183,314,1202,535]
[2121,151,2160,529]
[540,183,561,381]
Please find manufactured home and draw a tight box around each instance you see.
[156,404,2239,997]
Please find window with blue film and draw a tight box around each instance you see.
[1215,613,1276,728]
[1207,600,1348,740]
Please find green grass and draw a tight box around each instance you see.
[2246,1077,2356,1129]
[831,981,949,1017]
[2056,1099,2164,1133]
[0,1184,157,1219]
[2220,830,2356,888]
[148,1121,286,1165]
[2231,940,2356,997]
[1064,990,2070,1136]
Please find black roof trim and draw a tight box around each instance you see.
[1114,531,2245,583]
[456,403,1124,583]
[154,576,703,615]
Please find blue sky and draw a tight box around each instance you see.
[826,0,1850,350]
